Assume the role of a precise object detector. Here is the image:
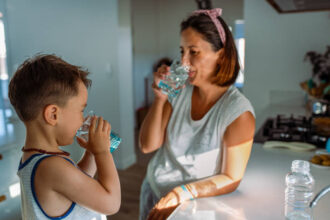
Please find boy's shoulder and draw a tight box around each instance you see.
[35,156,78,184]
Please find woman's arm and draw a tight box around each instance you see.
[139,65,173,153]
[185,139,254,198]
[188,111,255,198]
[147,111,255,219]
[139,98,172,153]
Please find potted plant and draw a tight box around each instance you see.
[300,46,330,101]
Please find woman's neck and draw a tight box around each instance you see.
[194,83,229,104]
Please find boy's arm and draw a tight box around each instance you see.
[76,151,97,177]
[37,153,120,215]
[39,116,120,215]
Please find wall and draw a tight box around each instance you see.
[4,0,136,169]
[244,0,330,117]
[132,0,244,111]
[116,0,136,168]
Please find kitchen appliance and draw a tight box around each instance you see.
[254,114,329,148]
[312,100,330,117]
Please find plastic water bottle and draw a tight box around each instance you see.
[285,160,314,220]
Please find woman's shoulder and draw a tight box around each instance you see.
[220,86,255,122]
[224,86,252,107]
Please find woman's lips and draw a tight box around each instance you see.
[188,71,195,77]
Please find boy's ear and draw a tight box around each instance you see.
[43,104,59,126]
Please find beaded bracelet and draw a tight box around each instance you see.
[180,185,194,201]
[185,184,198,198]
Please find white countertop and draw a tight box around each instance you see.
[168,103,330,219]
[168,143,330,220]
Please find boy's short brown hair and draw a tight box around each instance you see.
[8,54,91,121]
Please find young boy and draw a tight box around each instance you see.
[8,54,121,219]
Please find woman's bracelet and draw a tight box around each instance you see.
[180,185,194,201]
[185,184,198,199]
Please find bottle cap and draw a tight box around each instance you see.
[292,160,310,172]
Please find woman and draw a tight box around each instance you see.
[139,8,255,220]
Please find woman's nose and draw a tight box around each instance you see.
[181,54,190,66]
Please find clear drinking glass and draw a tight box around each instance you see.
[158,58,190,99]
[76,110,121,153]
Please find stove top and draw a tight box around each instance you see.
[254,114,329,148]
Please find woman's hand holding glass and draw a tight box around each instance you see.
[77,116,111,155]
[153,59,190,101]
[152,64,171,101]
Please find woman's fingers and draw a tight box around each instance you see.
[147,208,156,220]
[177,84,186,90]
[155,65,170,79]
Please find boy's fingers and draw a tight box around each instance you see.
[76,136,87,147]
[108,123,112,136]
[89,116,97,133]
[97,117,104,132]
[103,120,109,132]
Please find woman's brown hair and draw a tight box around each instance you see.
[181,14,240,86]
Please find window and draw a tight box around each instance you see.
[234,20,245,89]
[0,12,13,146]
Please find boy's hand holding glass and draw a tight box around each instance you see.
[76,111,121,154]
[80,116,111,155]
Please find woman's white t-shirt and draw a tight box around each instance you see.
[146,84,255,198]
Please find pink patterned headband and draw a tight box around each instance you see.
[192,8,226,45]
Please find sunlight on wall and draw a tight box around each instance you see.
[0,12,13,146]
[234,20,245,89]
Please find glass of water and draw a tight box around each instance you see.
[76,110,121,153]
[158,58,190,100]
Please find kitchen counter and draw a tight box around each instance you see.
[168,143,330,220]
